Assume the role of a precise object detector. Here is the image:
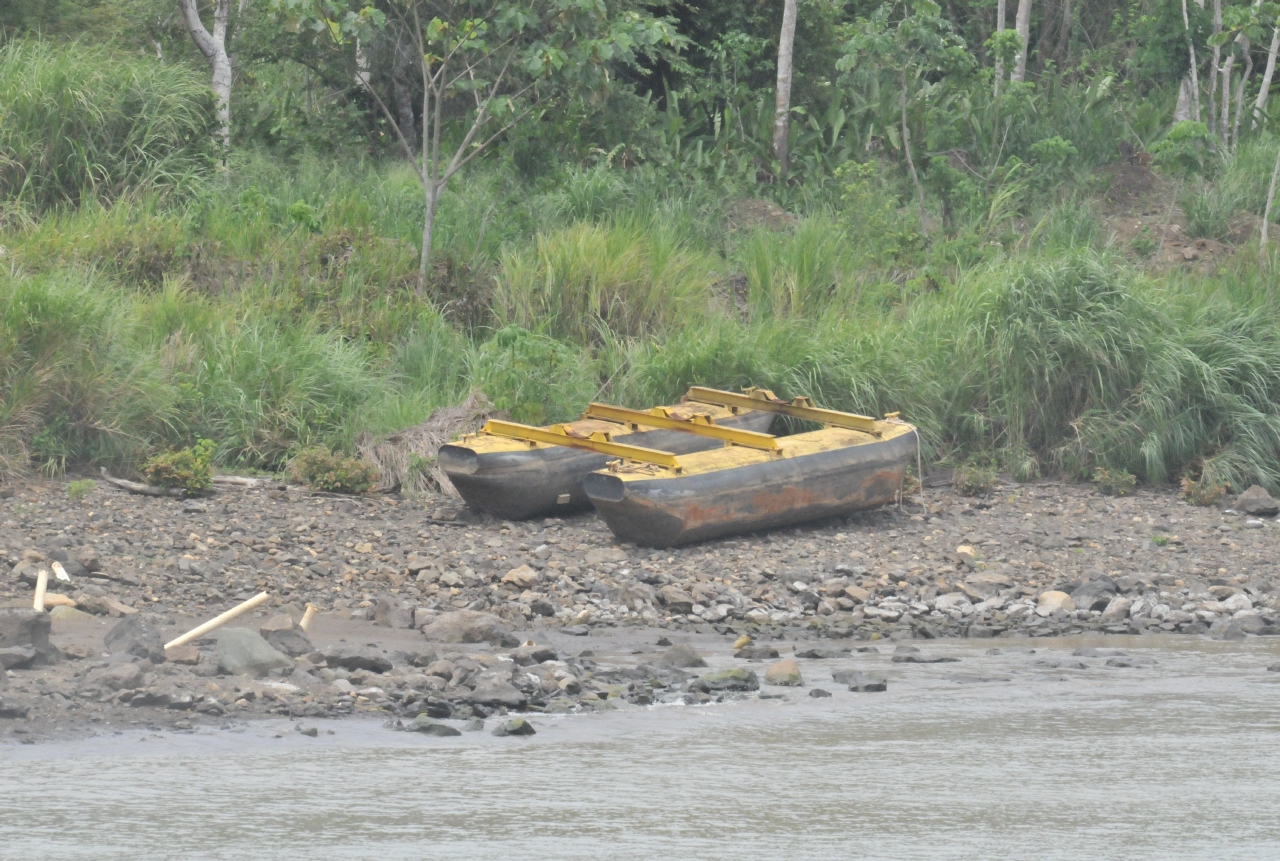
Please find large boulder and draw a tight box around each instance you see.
[405,715,461,736]
[104,616,166,664]
[373,599,415,629]
[0,609,58,666]
[419,610,518,647]
[659,643,707,668]
[1036,591,1076,617]
[693,668,759,693]
[259,615,315,658]
[322,645,393,673]
[215,628,293,678]
[764,659,804,686]
[465,675,527,709]
[81,663,144,692]
[658,585,695,615]
[1236,485,1280,516]
[1070,579,1117,613]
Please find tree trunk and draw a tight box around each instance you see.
[773,0,799,175]
[1209,0,1222,138]
[1181,0,1201,123]
[1254,26,1280,126]
[1261,141,1280,263]
[994,0,1007,99]
[1011,0,1032,82]
[1175,77,1193,122]
[177,0,233,153]
[1220,52,1235,146]
[1054,0,1072,65]
[901,76,928,243]
[421,180,440,285]
[1231,36,1252,150]
[210,50,232,151]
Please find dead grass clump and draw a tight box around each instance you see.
[357,390,504,495]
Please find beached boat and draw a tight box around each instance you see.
[438,400,774,520]
[582,388,918,546]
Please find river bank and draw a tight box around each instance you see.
[2,475,1279,741]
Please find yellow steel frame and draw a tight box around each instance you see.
[481,420,680,468]
[582,403,781,452]
[684,386,881,434]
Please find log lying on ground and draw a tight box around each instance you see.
[212,475,281,488]
[99,468,184,497]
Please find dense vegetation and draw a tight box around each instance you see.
[4,1,1280,496]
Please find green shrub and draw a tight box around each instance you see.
[471,326,595,425]
[953,460,998,496]
[141,439,214,496]
[1181,475,1228,506]
[288,446,378,494]
[1093,466,1137,496]
[65,479,96,502]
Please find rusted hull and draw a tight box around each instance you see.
[583,430,918,546]
[439,412,774,520]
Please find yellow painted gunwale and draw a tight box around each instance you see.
[604,421,917,482]
[455,403,748,454]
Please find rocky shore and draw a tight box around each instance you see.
[2,476,1279,741]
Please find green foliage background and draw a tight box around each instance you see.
[4,0,1280,494]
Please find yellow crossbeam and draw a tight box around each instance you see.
[481,420,680,468]
[583,403,781,451]
[684,386,881,434]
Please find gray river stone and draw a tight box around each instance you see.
[104,616,166,664]
[215,628,292,678]
[0,609,58,666]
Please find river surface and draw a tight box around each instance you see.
[3,634,1280,860]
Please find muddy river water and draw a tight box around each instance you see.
[3,634,1279,860]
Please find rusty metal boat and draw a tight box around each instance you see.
[438,399,774,520]
[581,388,918,546]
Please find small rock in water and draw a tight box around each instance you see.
[764,659,803,686]
[492,718,536,737]
[854,646,881,653]
[1208,619,1247,641]
[660,643,707,668]
[891,655,960,664]
[808,688,832,698]
[656,637,672,647]
[562,625,590,637]
[694,668,759,692]
[463,718,486,732]
[795,648,840,659]
[1032,659,1089,670]
[734,644,780,660]
[407,716,462,736]
[845,672,887,692]
[1105,655,1158,668]
[295,724,319,737]
[1267,663,1280,672]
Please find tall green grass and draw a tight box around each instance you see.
[0,40,218,213]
